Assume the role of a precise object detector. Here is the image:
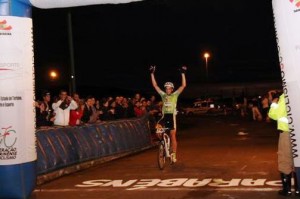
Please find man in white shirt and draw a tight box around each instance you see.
[52,90,78,126]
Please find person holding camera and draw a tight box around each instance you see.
[52,89,78,126]
[81,95,94,124]
[150,65,187,163]
[35,91,55,127]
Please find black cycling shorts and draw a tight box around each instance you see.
[160,114,176,130]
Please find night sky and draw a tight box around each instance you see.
[32,0,282,98]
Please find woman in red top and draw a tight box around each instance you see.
[69,100,84,126]
[134,101,146,117]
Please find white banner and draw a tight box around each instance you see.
[29,0,142,8]
[272,1,300,166]
[0,16,36,165]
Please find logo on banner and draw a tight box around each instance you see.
[0,126,17,160]
[290,0,300,7]
[0,19,12,35]
[290,0,300,12]
[0,62,22,80]
[0,63,14,72]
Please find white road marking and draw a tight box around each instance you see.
[240,165,247,171]
[33,187,282,192]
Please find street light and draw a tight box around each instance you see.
[204,52,210,79]
[49,70,58,80]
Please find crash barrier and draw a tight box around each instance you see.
[36,115,152,184]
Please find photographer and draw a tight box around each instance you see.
[35,101,55,128]
[35,91,55,128]
[52,89,78,126]
[81,95,94,124]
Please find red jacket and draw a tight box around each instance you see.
[134,107,145,117]
[69,109,83,126]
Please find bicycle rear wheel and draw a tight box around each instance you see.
[157,141,166,170]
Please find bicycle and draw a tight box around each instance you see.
[156,124,175,170]
[0,126,17,148]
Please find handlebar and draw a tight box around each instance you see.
[156,127,169,134]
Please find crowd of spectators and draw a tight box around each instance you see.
[236,89,282,122]
[35,90,162,129]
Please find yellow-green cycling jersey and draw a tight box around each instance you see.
[159,91,180,115]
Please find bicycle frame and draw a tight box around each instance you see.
[156,126,174,170]
[162,132,171,158]
[156,127,171,157]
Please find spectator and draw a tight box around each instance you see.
[99,98,114,121]
[251,97,262,121]
[81,95,94,123]
[147,98,160,132]
[140,99,148,115]
[72,92,81,105]
[121,97,130,118]
[239,95,248,117]
[126,98,135,118]
[156,101,163,118]
[89,97,100,123]
[95,99,101,111]
[108,100,117,119]
[134,101,144,117]
[148,97,159,116]
[134,93,141,103]
[36,101,55,127]
[52,90,78,126]
[69,99,84,126]
[261,93,270,122]
[41,90,55,125]
[114,96,125,119]
[150,95,156,104]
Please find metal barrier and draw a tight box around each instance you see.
[36,115,152,184]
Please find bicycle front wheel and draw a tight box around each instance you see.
[157,141,166,170]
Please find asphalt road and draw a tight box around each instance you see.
[30,115,293,199]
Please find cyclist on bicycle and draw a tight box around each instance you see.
[150,65,187,163]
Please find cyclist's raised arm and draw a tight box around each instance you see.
[150,65,163,94]
[176,66,187,94]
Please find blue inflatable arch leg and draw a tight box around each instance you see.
[0,0,36,199]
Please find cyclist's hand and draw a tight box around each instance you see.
[179,65,187,74]
[149,65,156,74]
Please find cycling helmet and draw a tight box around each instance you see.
[164,82,174,89]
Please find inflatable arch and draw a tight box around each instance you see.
[0,0,299,198]
[0,1,140,198]
[272,0,300,184]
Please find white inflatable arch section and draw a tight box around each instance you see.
[30,0,142,8]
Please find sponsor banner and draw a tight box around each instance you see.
[0,16,36,165]
[29,0,143,9]
[75,178,282,190]
[272,1,300,165]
